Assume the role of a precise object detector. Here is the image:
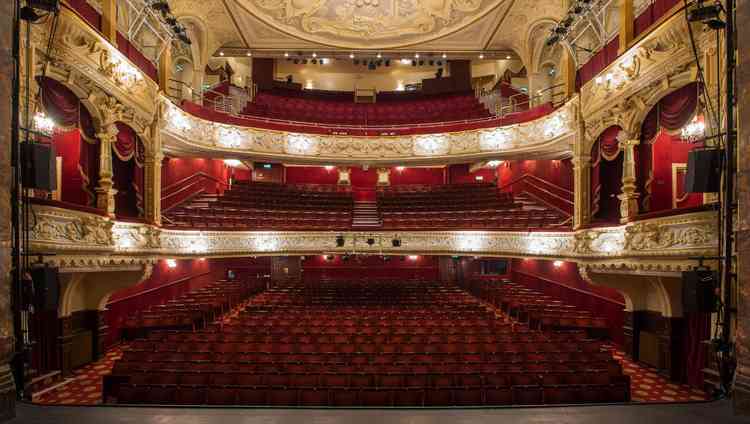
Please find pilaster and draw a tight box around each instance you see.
[377,168,391,186]
[618,0,634,54]
[572,154,591,229]
[337,167,351,186]
[144,125,163,226]
[100,0,117,47]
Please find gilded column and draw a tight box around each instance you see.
[144,122,163,226]
[618,0,634,54]
[95,125,118,217]
[617,137,640,223]
[101,0,118,47]
[572,154,592,229]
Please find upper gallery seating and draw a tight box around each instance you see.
[105,279,629,406]
[464,280,608,335]
[120,279,266,339]
[241,90,491,126]
[378,184,569,230]
[164,182,354,230]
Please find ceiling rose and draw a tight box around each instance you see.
[234,0,508,49]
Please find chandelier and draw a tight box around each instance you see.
[681,115,706,143]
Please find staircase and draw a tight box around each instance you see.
[352,201,381,229]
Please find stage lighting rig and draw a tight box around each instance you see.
[687,1,725,29]
[21,0,59,22]
[336,235,345,247]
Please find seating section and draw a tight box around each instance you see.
[164,182,354,230]
[106,280,629,406]
[242,90,491,126]
[120,279,266,339]
[379,184,569,230]
[464,279,608,335]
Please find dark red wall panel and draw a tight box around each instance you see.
[390,167,445,186]
[285,166,339,185]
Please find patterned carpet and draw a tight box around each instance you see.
[33,344,708,405]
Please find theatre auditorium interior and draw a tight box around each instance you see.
[1,0,750,423]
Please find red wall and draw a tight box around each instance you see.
[647,131,704,213]
[105,257,271,344]
[302,254,439,282]
[390,167,445,185]
[285,166,339,185]
[162,157,229,189]
[510,258,625,345]
[498,159,573,191]
[448,164,498,184]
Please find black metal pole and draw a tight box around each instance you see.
[721,0,735,391]
[10,0,24,398]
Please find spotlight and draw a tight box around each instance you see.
[293,59,299,64]
[376,53,382,58]
[687,3,725,28]
[312,52,317,57]
[429,60,434,66]
[436,61,442,66]
[418,60,424,66]
[392,239,401,247]
[561,16,575,28]
[336,235,345,247]
[385,60,391,67]
[302,59,308,64]
[412,60,417,67]
[284,52,289,57]
[545,34,560,47]
[366,238,375,246]
[311,59,317,64]
[166,16,178,26]
[442,53,447,59]
[342,254,350,262]
[414,53,420,58]
[350,53,355,59]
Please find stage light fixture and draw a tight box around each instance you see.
[336,235,345,247]
[366,238,375,246]
[342,254,350,262]
[392,239,401,247]
[293,59,299,64]
[412,60,417,67]
[429,60,434,66]
[687,2,725,28]
[385,60,391,67]
[311,59,317,64]
[418,60,424,66]
[150,1,170,14]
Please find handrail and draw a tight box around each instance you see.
[512,270,626,307]
[498,173,573,197]
[162,171,228,193]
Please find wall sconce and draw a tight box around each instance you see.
[166,259,177,268]
[553,260,563,267]
[408,255,419,261]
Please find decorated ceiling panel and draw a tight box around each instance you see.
[230,0,512,49]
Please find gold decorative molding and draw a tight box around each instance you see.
[30,204,717,273]
[161,96,577,165]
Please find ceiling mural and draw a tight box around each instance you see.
[232,0,510,49]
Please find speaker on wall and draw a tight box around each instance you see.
[685,149,721,193]
[21,143,57,191]
[31,266,60,312]
[682,269,718,313]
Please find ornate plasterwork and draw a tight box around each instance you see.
[233,0,509,49]
[161,96,577,165]
[30,204,718,273]
[579,13,706,145]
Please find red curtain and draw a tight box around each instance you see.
[638,83,699,213]
[39,77,100,207]
[113,122,145,218]
[592,126,623,223]
[683,312,710,386]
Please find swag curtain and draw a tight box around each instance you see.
[37,77,100,207]
[113,122,145,218]
[592,126,623,222]
[637,83,700,212]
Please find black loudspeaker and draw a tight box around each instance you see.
[21,143,57,191]
[31,266,60,312]
[682,269,718,313]
[685,149,721,193]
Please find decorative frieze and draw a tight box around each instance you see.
[29,204,718,273]
[160,97,577,165]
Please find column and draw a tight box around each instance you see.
[572,153,591,229]
[618,0,634,54]
[95,126,118,217]
[617,137,640,223]
[158,41,172,93]
[376,168,390,186]
[337,167,351,186]
[735,0,750,414]
[0,0,17,418]
[144,124,163,226]
[101,0,118,47]
[563,49,577,99]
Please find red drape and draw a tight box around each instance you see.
[113,122,145,218]
[593,126,623,222]
[683,312,710,386]
[638,83,699,212]
[39,77,100,206]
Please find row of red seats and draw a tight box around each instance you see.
[113,383,629,406]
